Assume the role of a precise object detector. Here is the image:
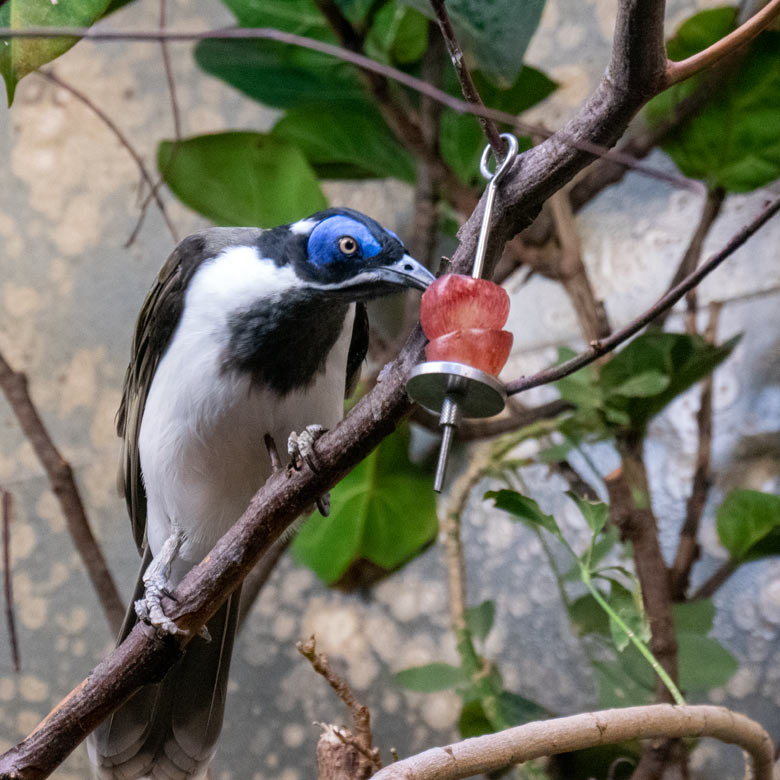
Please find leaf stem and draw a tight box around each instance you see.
[580,568,685,706]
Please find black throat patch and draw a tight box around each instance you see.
[225,290,350,396]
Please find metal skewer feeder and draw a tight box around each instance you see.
[407,133,519,492]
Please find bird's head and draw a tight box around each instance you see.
[280,208,435,299]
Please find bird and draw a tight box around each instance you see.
[86,207,434,779]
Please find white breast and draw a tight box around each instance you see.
[137,246,354,582]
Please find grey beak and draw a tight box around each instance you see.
[374,254,436,291]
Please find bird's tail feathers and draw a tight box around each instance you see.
[87,551,240,780]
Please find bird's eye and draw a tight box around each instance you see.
[338,236,358,255]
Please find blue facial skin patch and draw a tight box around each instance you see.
[307,216,383,267]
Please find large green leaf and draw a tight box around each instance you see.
[440,67,556,184]
[394,662,467,692]
[158,132,327,227]
[365,3,429,65]
[646,8,780,192]
[599,332,738,432]
[195,38,369,109]
[465,600,495,641]
[716,489,780,562]
[486,489,560,538]
[0,0,110,105]
[401,0,546,83]
[293,428,438,583]
[271,104,415,182]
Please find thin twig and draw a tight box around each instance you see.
[297,636,381,772]
[665,0,780,86]
[654,188,725,331]
[505,197,780,396]
[429,0,504,157]
[548,190,611,343]
[35,70,179,246]
[669,303,722,601]
[369,705,774,780]
[124,0,183,247]
[0,352,124,635]
[690,560,737,601]
[2,486,20,672]
[0,25,701,193]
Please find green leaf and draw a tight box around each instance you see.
[293,428,438,583]
[568,593,610,637]
[221,0,334,33]
[158,132,327,227]
[554,347,602,410]
[672,599,715,634]
[497,691,547,725]
[592,658,653,709]
[0,0,110,105]
[567,492,608,535]
[458,698,494,738]
[589,525,620,571]
[716,489,780,562]
[366,3,428,64]
[536,440,574,464]
[486,490,560,538]
[440,66,556,184]
[677,633,737,690]
[610,371,670,398]
[195,38,369,110]
[646,7,780,193]
[465,600,495,641]
[401,0,546,83]
[271,104,415,182]
[606,579,650,652]
[600,332,738,432]
[394,662,466,692]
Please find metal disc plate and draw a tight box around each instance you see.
[406,361,507,418]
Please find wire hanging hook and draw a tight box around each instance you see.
[472,132,519,280]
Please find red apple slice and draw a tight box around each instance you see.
[426,328,513,376]
[420,274,510,339]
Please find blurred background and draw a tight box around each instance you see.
[1,0,779,778]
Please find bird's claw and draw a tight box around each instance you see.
[288,424,327,473]
[135,574,184,637]
[316,492,331,517]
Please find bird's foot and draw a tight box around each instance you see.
[316,492,331,517]
[288,425,330,516]
[288,424,327,474]
[135,530,190,638]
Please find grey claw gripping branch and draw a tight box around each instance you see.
[407,133,518,492]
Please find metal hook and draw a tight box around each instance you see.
[472,133,519,280]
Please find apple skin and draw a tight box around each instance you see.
[426,328,513,376]
[420,274,510,339]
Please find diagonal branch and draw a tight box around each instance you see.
[664,0,780,86]
[429,0,505,157]
[505,196,780,396]
[36,70,179,246]
[0,352,124,636]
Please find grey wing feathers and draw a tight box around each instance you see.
[345,302,369,398]
[116,235,210,551]
[88,551,241,779]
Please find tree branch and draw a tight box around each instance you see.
[0,25,697,194]
[505,196,780,396]
[664,0,780,86]
[2,486,20,672]
[669,303,722,601]
[369,705,774,780]
[0,352,124,636]
[0,3,727,775]
[429,0,505,157]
